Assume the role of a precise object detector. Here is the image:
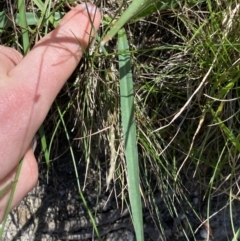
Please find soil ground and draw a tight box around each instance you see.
[3,148,240,241]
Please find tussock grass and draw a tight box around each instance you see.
[1,0,240,240]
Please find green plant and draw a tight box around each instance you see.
[1,0,240,240]
[118,28,144,241]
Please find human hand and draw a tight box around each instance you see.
[0,3,101,222]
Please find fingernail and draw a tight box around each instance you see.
[79,2,98,15]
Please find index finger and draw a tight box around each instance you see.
[10,3,100,100]
[0,3,101,178]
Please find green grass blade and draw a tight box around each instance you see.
[0,0,62,33]
[17,0,30,53]
[38,125,50,180]
[232,228,240,241]
[56,104,102,241]
[0,11,62,32]
[0,160,23,238]
[118,28,144,241]
[130,0,175,23]
[33,0,60,27]
[102,0,146,45]
[213,115,240,152]
[102,0,175,45]
[0,181,16,199]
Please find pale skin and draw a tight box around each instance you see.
[0,3,101,222]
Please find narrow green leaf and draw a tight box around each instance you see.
[102,0,146,45]
[0,181,15,198]
[118,28,144,241]
[18,0,30,53]
[38,125,50,179]
[56,104,102,240]
[0,160,23,238]
[130,0,175,23]
[33,0,60,28]
[102,0,175,45]
[0,11,62,32]
[232,228,240,241]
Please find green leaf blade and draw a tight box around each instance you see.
[118,28,144,241]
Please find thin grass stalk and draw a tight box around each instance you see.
[44,0,52,35]
[232,228,240,241]
[38,125,50,179]
[0,182,16,198]
[33,0,59,27]
[56,104,102,241]
[118,28,144,241]
[35,0,52,31]
[0,160,23,238]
